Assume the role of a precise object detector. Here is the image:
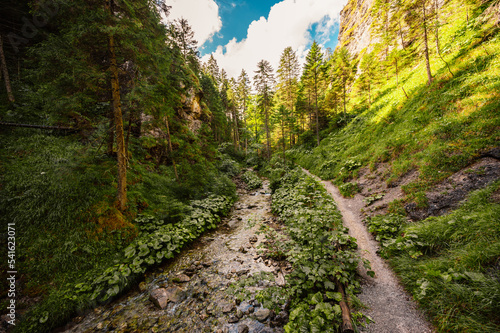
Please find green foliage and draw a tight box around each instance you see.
[217,154,242,177]
[338,182,361,198]
[241,170,263,190]
[372,182,500,332]
[264,168,369,331]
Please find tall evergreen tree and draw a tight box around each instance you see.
[330,47,356,118]
[277,46,300,146]
[303,41,324,146]
[254,59,275,159]
[236,69,251,152]
[28,0,171,210]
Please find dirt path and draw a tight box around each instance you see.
[303,170,434,333]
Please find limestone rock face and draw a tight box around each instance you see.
[337,0,376,55]
[179,87,204,134]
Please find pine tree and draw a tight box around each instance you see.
[27,0,171,210]
[254,59,275,159]
[303,41,325,146]
[236,69,251,153]
[330,47,356,118]
[277,46,300,146]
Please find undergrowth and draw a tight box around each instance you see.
[366,182,500,332]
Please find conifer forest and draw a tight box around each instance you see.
[0,0,499,332]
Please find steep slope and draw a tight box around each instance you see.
[291,0,500,331]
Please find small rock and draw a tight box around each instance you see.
[228,314,240,323]
[165,286,184,303]
[174,274,191,283]
[149,288,169,309]
[249,235,258,243]
[200,312,209,321]
[236,309,244,319]
[238,323,249,333]
[202,261,212,267]
[247,306,254,314]
[254,308,270,322]
[221,302,234,313]
[235,298,241,306]
[239,246,247,254]
[96,322,104,330]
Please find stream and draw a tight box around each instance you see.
[61,180,285,333]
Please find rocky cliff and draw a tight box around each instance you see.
[337,0,376,55]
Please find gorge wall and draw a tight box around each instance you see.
[337,0,376,55]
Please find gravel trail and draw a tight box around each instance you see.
[304,170,435,333]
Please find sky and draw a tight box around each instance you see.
[163,0,348,79]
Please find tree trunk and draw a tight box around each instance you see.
[422,1,433,85]
[165,115,179,183]
[342,78,347,117]
[264,102,271,160]
[281,120,286,162]
[434,0,440,54]
[399,20,405,49]
[395,58,409,99]
[107,106,115,155]
[232,106,239,150]
[243,98,248,155]
[0,35,15,103]
[109,27,127,211]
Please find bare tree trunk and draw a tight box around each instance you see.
[165,115,179,183]
[422,1,433,85]
[109,19,127,211]
[395,58,409,99]
[281,120,286,162]
[107,106,115,155]
[399,20,405,49]
[243,98,248,155]
[232,106,239,150]
[0,35,15,103]
[342,79,347,117]
[264,102,271,160]
[434,0,440,54]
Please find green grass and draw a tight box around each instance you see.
[383,182,500,332]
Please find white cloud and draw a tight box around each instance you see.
[201,0,348,79]
[163,0,222,47]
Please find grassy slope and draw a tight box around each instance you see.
[291,1,500,331]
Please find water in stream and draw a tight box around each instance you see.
[61,180,285,333]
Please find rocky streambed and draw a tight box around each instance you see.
[60,180,286,333]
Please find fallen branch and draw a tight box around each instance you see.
[335,279,355,333]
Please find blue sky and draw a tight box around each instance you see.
[164,0,347,78]
[200,0,284,55]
